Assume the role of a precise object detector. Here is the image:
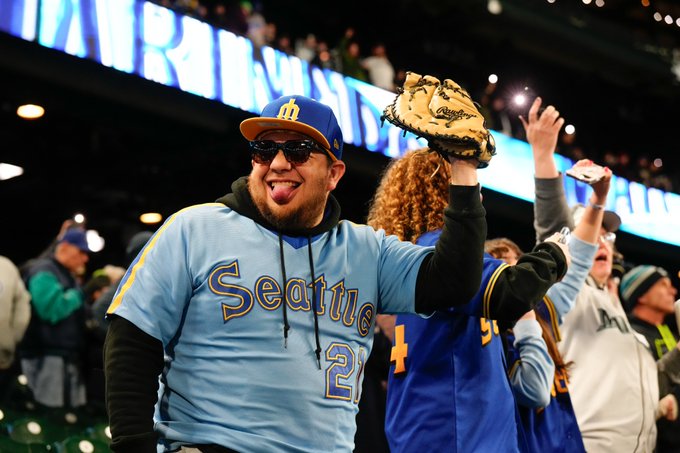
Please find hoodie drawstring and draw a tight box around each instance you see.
[307,236,322,370]
[278,233,290,348]
[277,233,322,370]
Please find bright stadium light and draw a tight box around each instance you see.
[16,104,44,119]
[0,163,24,180]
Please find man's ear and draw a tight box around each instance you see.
[327,160,346,191]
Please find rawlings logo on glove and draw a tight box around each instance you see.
[382,71,496,168]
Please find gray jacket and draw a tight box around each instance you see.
[0,256,31,369]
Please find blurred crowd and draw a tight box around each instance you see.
[1,2,678,452]
[149,0,678,193]
[476,81,678,193]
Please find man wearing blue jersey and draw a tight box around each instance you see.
[104,95,489,452]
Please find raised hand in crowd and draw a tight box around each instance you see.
[520,97,564,179]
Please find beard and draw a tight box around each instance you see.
[248,176,329,231]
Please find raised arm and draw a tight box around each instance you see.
[570,159,612,243]
[415,157,486,312]
[521,97,572,243]
[544,160,611,320]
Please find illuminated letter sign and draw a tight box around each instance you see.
[1,0,677,246]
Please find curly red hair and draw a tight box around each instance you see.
[367,149,450,243]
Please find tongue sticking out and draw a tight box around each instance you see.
[270,184,297,203]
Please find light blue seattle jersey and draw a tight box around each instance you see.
[108,203,431,452]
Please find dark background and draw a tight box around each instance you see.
[1,0,678,283]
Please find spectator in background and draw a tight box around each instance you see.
[244,0,267,48]
[295,33,318,63]
[491,155,613,453]
[612,150,636,182]
[479,82,512,137]
[0,255,31,405]
[491,95,513,137]
[650,160,674,192]
[336,27,367,82]
[211,2,230,31]
[264,22,277,48]
[393,69,407,90]
[82,272,112,306]
[312,40,339,71]
[20,218,81,277]
[342,41,367,82]
[526,95,680,451]
[193,1,209,21]
[20,229,91,408]
[214,1,248,35]
[621,265,680,452]
[275,32,294,55]
[637,154,652,187]
[557,128,586,163]
[361,43,395,91]
[602,150,618,170]
[174,0,199,16]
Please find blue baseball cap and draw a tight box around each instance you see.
[59,229,91,253]
[240,95,343,161]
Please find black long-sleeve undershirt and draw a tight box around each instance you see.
[414,184,486,313]
[414,182,566,319]
[484,242,567,321]
[104,317,163,452]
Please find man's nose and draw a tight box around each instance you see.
[269,149,292,169]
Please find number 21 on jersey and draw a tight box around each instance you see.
[325,343,367,403]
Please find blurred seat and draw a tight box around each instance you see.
[44,409,88,440]
[83,422,111,445]
[3,374,36,412]
[56,436,109,453]
[8,416,66,445]
[0,406,21,435]
[0,435,52,452]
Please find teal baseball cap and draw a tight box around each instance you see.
[619,265,669,311]
[240,95,343,161]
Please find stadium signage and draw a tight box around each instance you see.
[1,0,678,245]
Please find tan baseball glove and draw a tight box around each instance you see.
[382,71,496,168]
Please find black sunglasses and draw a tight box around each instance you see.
[249,140,328,165]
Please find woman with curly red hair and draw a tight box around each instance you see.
[367,148,568,452]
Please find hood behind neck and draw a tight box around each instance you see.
[216,176,341,236]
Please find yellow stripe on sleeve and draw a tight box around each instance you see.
[107,203,223,314]
[542,295,561,342]
[483,263,510,319]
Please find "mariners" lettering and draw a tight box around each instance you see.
[596,308,630,333]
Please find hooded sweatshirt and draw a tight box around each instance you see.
[104,177,492,452]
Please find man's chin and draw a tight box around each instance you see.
[261,203,305,230]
